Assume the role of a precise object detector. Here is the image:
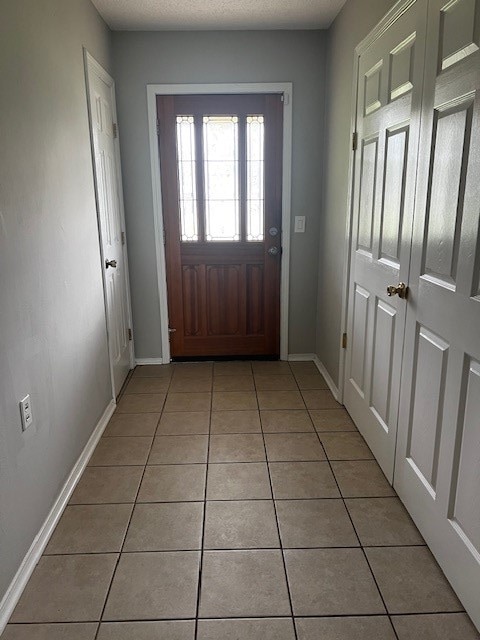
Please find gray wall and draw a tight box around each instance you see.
[112,30,326,358]
[0,0,112,601]
[316,0,397,386]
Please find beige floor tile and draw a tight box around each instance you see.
[294,374,329,389]
[45,504,132,554]
[331,460,396,497]
[123,502,203,551]
[295,616,396,640]
[116,393,166,413]
[252,361,292,375]
[289,362,318,376]
[204,500,279,549]
[138,464,206,502]
[319,432,373,460]
[199,550,291,617]
[69,466,143,504]
[97,621,195,640]
[164,392,211,412]
[392,613,480,640]
[269,462,340,499]
[254,375,298,391]
[124,377,170,394]
[88,437,152,466]
[365,546,462,614]
[148,435,208,464]
[156,411,210,435]
[173,363,213,379]
[346,497,424,546]
[264,433,325,461]
[212,391,258,411]
[206,463,271,500]
[260,410,314,432]
[97,620,195,640]
[211,410,261,433]
[197,618,296,639]
[276,499,358,548]
[2,624,98,640]
[133,365,174,378]
[213,375,255,391]
[103,551,200,620]
[310,409,357,432]
[11,554,117,622]
[301,390,340,410]
[214,361,253,376]
[169,377,213,392]
[209,434,265,462]
[284,548,385,616]
[103,413,159,437]
[257,390,305,410]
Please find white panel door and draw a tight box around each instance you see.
[394,0,480,626]
[86,55,132,397]
[344,0,428,480]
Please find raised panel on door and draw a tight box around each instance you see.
[394,0,480,627]
[344,0,428,480]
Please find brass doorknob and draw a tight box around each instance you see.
[105,259,117,269]
[387,282,408,299]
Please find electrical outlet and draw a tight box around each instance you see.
[294,216,306,233]
[20,395,33,431]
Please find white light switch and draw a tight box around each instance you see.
[294,216,306,233]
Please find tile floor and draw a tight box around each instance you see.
[3,361,480,640]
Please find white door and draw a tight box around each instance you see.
[394,0,480,627]
[85,53,132,397]
[344,0,427,480]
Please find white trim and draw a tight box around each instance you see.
[287,353,317,361]
[313,355,341,402]
[135,357,165,365]
[146,82,293,362]
[0,400,116,635]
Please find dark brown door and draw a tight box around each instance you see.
[157,94,283,358]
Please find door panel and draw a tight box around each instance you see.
[394,0,480,627]
[157,94,282,358]
[344,0,428,480]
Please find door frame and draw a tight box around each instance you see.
[339,0,417,402]
[147,82,293,363]
[84,50,135,397]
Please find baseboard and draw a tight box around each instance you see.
[313,356,341,403]
[287,353,317,361]
[0,399,116,635]
[135,357,164,365]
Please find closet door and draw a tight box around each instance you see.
[344,0,427,480]
[394,0,480,627]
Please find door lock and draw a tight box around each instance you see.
[105,259,117,269]
[268,246,280,256]
[387,282,408,299]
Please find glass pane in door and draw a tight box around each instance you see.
[246,115,265,241]
[176,116,199,241]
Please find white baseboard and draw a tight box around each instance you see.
[287,353,317,361]
[0,400,116,635]
[313,356,341,403]
[135,357,164,365]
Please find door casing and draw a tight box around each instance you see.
[147,83,293,363]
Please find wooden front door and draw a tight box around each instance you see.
[157,94,283,358]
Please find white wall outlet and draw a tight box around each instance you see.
[20,395,33,431]
[294,216,306,233]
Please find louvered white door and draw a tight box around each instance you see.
[394,0,480,627]
[344,0,427,480]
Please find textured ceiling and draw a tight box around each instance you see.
[92,0,347,30]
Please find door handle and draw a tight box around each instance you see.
[268,246,280,256]
[105,259,117,269]
[387,282,408,299]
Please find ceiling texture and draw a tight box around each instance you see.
[92,0,347,30]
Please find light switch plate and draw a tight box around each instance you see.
[20,394,33,431]
[294,216,306,233]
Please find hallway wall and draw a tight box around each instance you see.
[112,30,326,359]
[316,0,397,387]
[0,0,112,604]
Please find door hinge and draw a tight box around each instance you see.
[121,231,126,245]
[113,122,118,139]
[157,119,160,135]
[162,226,166,245]
[342,332,347,349]
[352,131,358,151]
[127,328,132,341]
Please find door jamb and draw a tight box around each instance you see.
[339,0,417,401]
[84,50,135,397]
[147,82,293,362]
